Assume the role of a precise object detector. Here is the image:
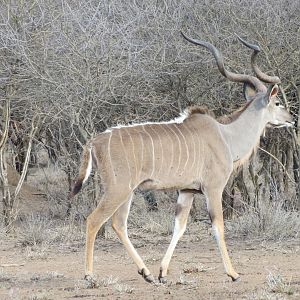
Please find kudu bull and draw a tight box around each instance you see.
[69,33,293,284]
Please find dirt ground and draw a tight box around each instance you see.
[0,231,299,300]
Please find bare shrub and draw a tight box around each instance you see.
[27,167,70,218]
[1,0,298,225]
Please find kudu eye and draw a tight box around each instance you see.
[275,102,280,106]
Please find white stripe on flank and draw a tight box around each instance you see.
[160,125,174,176]
[193,128,202,180]
[125,128,138,184]
[168,126,182,174]
[177,125,190,170]
[142,125,155,178]
[83,147,92,183]
[138,130,144,180]
[107,130,116,183]
[198,135,204,180]
[151,126,163,175]
[119,130,133,189]
[183,124,196,171]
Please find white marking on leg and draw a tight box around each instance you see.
[161,218,183,271]
[212,224,220,244]
[211,223,230,275]
[160,192,193,278]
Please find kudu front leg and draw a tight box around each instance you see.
[112,197,154,283]
[205,188,239,281]
[159,191,194,283]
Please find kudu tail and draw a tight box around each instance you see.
[69,144,93,199]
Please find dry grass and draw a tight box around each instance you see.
[246,269,295,299]
[183,262,216,274]
[30,271,64,282]
[29,291,53,300]
[129,191,176,238]
[17,214,56,246]
[16,212,86,258]
[266,270,294,296]
[227,198,300,241]
[0,219,5,238]
[0,268,12,283]
[76,275,134,294]
[24,243,49,260]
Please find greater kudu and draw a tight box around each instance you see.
[69,33,293,284]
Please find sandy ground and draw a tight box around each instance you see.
[0,232,299,300]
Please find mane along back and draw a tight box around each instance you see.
[184,105,215,118]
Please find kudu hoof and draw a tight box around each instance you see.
[84,274,98,288]
[158,276,167,284]
[158,268,167,284]
[229,274,240,282]
[138,268,154,283]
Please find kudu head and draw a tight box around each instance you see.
[181,32,294,128]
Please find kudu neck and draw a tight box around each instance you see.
[220,99,266,163]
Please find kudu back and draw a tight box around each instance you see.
[69,33,293,284]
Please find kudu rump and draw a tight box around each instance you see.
[70,33,293,284]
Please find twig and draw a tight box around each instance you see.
[14,115,40,197]
[259,147,296,184]
[0,263,25,267]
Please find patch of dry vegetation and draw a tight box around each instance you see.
[227,198,300,241]
[246,269,296,299]
[266,270,294,296]
[76,275,134,294]
[129,191,176,238]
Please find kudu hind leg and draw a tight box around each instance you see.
[85,190,132,279]
[159,191,194,283]
[205,188,239,281]
[112,197,154,283]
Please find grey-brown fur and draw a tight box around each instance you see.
[70,35,293,284]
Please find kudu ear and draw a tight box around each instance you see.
[263,84,279,106]
[243,82,257,102]
[267,84,279,99]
